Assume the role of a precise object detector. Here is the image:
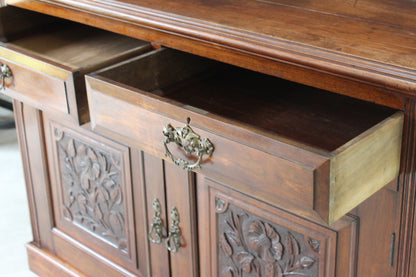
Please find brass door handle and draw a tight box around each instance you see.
[163,118,214,171]
[0,63,12,90]
[164,206,181,253]
[148,199,165,244]
[148,199,183,253]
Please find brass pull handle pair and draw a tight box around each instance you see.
[148,199,182,253]
[163,118,213,171]
[0,63,12,90]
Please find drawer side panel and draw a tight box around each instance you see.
[329,111,404,223]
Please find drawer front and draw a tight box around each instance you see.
[86,80,324,222]
[197,176,358,277]
[0,47,71,114]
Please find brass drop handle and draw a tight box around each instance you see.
[163,118,214,171]
[148,199,166,244]
[164,206,181,253]
[0,63,12,90]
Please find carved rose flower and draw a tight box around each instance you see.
[247,222,283,263]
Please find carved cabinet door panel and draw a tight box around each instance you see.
[43,114,149,276]
[197,176,359,277]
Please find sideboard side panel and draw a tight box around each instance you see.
[14,101,55,252]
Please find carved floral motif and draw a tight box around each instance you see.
[216,197,319,277]
[55,128,127,252]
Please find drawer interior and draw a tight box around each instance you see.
[96,48,396,152]
[5,21,149,71]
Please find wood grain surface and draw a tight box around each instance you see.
[8,0,416,101]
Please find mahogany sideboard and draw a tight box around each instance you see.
[0,0,415,276]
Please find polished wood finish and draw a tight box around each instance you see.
[1,21,150,123]
[86,48,403,223]
[355,184,400,276]
[26,243,85,277]
[7,0,416,104]
[13,102,55,252]
[43,114,139,273]
[2,0,416,276]
[197,176,358,277]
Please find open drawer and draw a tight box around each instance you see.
[0,11,151,123]
[86,48,403,225]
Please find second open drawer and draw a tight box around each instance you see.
[86,48,403,225]
[0,15,151,123]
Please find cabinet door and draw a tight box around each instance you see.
[140,151,198,277]
[197,176,359,277]
[43,114,149,277]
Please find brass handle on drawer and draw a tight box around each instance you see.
[165,206,181,253]
[163,118,214,171]
[0,63,12,90]
[148,199,166,244]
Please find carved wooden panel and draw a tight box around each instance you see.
[54,127,127,251]
[197,176,358,277]
[44,116,138,273]
[217,201,319,277]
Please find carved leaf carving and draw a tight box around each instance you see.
[218,204,318,277]
[56,130,127,253]
[285,232,300,256]
[300,256,315,268]
[226,231,241,247]
[265,223,283,261]
[220,233,233,257]
[223,267,234,277]
[80,174,91,191]
[67,139,76,157]
[111,186,122,205]
[307,238,321,255]
[94,204,104,220]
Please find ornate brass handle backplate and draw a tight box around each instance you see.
[165,206,181,253]
[163,118,214,171]
[148,199,165,244]
[0,63,12,90]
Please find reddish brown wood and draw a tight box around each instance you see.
[20,103,55,252]
[1,21,151,123]
[43,114,139,273]
[164,163,198,277]
[86,51,402,224]
[52,229,139,277]
[27,243,85,277]
[196,176,358,277]
[9,0,416,105]
[355,185,400,277]
[397,100,416,277]
[141,152,170,277]
[13,100,41,245]
[1,53,70,114]
[3,1,416,276]
[130,149,152,277]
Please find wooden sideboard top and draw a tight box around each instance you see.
[6,0,416,107]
